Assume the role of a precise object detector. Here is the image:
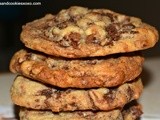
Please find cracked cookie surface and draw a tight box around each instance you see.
[21,6,158,58]
[11,76,143,112]
[10,49,144,88]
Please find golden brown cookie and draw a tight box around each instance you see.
[11,76,143,112]
[10,49,144,88]
[19,104,142,120]
[19,109,123,120]
[122,104,143,120]
[20,6,158,58]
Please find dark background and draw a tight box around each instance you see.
[0,0,159,72]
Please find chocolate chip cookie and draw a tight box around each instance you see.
[20,6,158,58]
[11,76,143,112]
[19,104,142,120]
[10,49,144,88]
[20,109,123,120]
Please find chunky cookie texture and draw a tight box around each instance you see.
[10,49,144,88]
[19,104,142,120]
[11,76,143,112]
[21,6,158,58]
[45,7,139,47]
[20,109,123,120]
[122,104,143,120]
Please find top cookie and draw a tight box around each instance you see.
[21,6,159,58]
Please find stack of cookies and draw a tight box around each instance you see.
[9,6,158,120]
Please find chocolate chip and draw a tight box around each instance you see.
[119,23,137,35]
[103,89,116,103]
[69,33,81,48]
[59,32,81,48]
[106,24,120,41]
[106,24,117,36]
[68,32,81,42]
[86,34,100,44]
[130,31,139,34]
[130,107,143,119]
[71,41,78,48]
[39,89,53,98]
[86,34,95,42]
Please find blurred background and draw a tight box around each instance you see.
[0,0,159,72]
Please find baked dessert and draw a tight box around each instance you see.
[20,6,158,58]
[11,76,143,112]
[20,109,123,120]
[19,104,142,120]
[10,49,144,88]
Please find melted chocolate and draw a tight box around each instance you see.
[39,89,53,98]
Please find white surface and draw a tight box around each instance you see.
[0,57,160,119]
[139,57,160,118]
[0,73,16,119]
[0,106,15,118]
